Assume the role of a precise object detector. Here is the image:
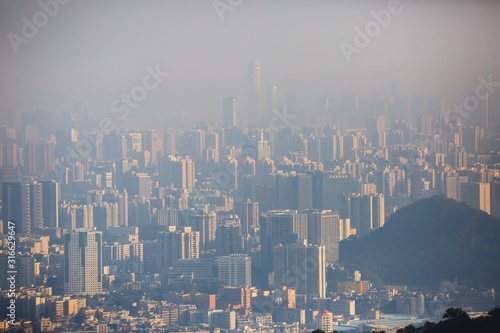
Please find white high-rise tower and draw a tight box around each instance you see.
[64,229,102,296]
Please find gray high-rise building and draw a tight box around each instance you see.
[2,182,31,235]
[312,172,350,216]
[41,180,59,228]
[276,173,313,211]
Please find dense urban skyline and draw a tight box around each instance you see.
[0,1,499,333]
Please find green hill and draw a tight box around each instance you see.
[340,196,500,290]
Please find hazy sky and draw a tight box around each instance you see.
[1,0,499,128]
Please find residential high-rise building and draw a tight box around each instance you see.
[273,239,326,298]
[2,143,18,167]
[315,310,333,333]
[30,181,44,230]
[306,209,340,264]
[218,254,251,287]
[160,155,195,192]
[190,211,217,252]
[491,181,500,219]
[460,182,490,214]
[234,199,259,235]
[36,141,55,173]
[158,226,200,270]
[223,97,239,128]
[2,182,31,235]
[23,142,37,175]
[64,229,103,296]
[349,193,385,236]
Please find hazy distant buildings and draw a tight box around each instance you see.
[64,229,102,296]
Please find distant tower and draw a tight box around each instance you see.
[267,84,278,121]
[223,97,239,128]
[248,60,263,124]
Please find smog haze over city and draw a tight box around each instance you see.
[0,1,500,332]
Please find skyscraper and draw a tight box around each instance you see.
[64,229,102,296]
[248,60,263,123]
[350,193,385,236]
[267,84,278,112]
[2,182,31,235]
[190,211,217,252]
[276,173,313,211]
[312,172,350,216]
[306,209,340,264]
[273,239,326,298]
[30,181,44,230]
[223,96,239,128]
